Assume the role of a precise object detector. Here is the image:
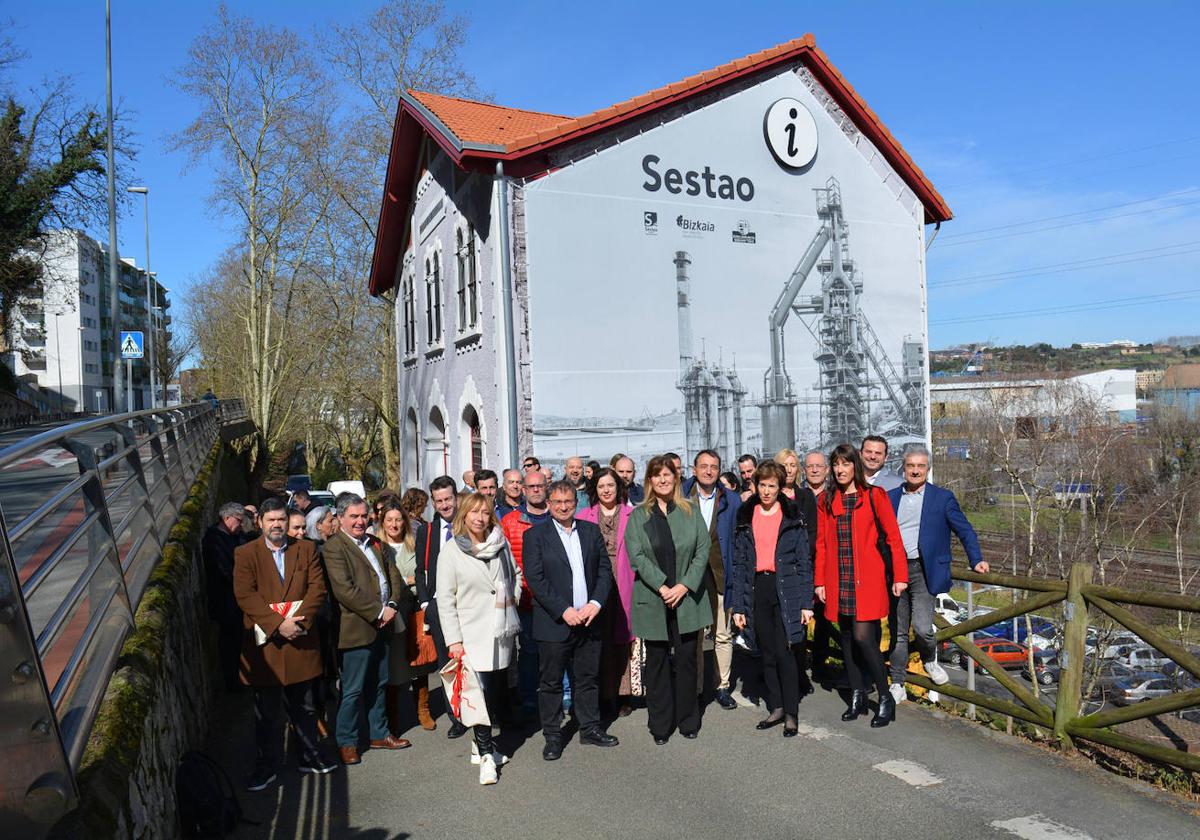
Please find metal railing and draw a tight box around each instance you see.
[0,399,243,831]
[903,563,1200,773]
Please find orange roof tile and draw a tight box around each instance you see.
[407,90,568,147]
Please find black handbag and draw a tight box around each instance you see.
[865,487,894,589]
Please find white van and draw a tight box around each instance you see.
[327,480,367,500]
[935,594,963,623]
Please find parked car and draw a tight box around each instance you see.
[1085,630,1141,658]
[982,617,1057,650]
[1110,672,1177,706]
[1023,650,1060,685]
[302,490,336,510]
[286,474,313,494]
[1083,659,1139,699]
[954,636,1035,670]
[1112,645,1171,672]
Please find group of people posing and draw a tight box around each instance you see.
[203,436,987,790]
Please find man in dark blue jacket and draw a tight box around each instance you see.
[683,450,742,709]
[887,445,989,704]
[523,480,617,760]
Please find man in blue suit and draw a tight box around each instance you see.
[523,480,618,760]
[887,445,989,703]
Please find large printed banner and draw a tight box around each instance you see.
[523,70,929,464]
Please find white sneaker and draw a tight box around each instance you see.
[492,752,510,767]
[478,754,498,785]
[470,741,480,765]
[889,682,907,704]
[924,660,950,686]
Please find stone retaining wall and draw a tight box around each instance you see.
[51,441,251,839]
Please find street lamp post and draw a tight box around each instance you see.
[104,0,123,412]
[77,326,86,411]
[128,186,155,408]
[53,311,64,414]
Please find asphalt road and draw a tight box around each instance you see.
[209,679,1197,840]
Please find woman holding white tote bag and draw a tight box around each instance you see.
[436,493,522,785]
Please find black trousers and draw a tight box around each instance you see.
[538,628,601,739]
[472,669,508,755]
[643,616,700,738]
[216,619,242,691]
[253,680,322,771]
[754,573,803,717]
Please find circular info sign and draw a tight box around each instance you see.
[764,98,818,169]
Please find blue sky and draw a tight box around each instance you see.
[6,1,1199,349]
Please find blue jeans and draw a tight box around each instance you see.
[336,636,389,747]
[517,611,539,709]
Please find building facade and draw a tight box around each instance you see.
[8,229,170,413]
[368,36,952,484]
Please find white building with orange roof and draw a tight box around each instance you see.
[368,35,952,482]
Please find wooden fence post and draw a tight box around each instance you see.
[1054,562,1092,752]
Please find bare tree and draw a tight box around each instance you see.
[320,0,483,487]
[170,5,329,461]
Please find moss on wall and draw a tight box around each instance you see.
[51,440,252,839]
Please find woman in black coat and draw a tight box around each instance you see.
[729,461,814,737]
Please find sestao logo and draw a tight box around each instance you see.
[764,98,818,169]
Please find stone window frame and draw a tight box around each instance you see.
[453,221,481,345]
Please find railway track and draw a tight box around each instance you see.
[967,529,1197,594]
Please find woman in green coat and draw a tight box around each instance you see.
[625,454,713,744]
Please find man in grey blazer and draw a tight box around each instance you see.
[523,480,618,761]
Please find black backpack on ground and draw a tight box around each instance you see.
[176,750,243,838]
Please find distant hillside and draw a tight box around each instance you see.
[929,341,1200,375]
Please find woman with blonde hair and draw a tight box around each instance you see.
[436,493,522,784]
[378,498,437,732]
[774,448,802,500]
[624,454,712,744]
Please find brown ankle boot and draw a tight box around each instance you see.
[414,681,436,730]
[385,684,403,736]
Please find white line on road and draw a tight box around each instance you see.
[991,814,1095,840]
[793,722,838,740]
[872,759,944,787]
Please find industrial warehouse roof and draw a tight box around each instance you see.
[369,34,952,295]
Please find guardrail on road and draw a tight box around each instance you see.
[0,399,243,834]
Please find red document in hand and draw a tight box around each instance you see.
[253,601,303,646]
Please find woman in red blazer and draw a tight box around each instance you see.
[814,443,908,727]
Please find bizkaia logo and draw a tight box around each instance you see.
[676,215,714,236]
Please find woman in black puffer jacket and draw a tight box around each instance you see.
[729,460,814,737]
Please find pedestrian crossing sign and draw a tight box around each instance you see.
[120,331,144,359]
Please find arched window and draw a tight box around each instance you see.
[427,406,448,478]
[462,405,483,471]
[455,224,478,333]
[424,254,443,345]
[405,408,420,482]
[402,271,416,356]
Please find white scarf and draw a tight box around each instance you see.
[456,528,521,639]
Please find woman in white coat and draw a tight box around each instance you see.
[436,492,522,785]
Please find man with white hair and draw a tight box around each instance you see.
[886,445,988,704]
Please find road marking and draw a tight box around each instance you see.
[991,815,1095,840]
[793,722,837,740]
[872,759,943,787]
